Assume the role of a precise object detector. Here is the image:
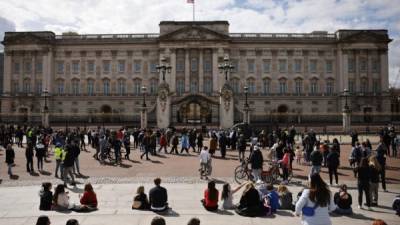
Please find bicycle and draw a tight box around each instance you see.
[234,159,293,184]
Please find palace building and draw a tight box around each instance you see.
[0,21,392,128]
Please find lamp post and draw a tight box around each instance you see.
[243,86,250,124]
[156,56,172,82]
[42,88,49,127]
[141,86,147,129]
[218,55,235,82]
[342,88,351,133]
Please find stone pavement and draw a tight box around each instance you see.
[0,179,399,225]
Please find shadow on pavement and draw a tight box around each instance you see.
[154,208,180,217]
[275,210,295,217]
[216,209,235,215]
[40,170,52,176]
[10,174,19,180]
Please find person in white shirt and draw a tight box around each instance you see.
[295,173,336,225]
[199,147,211,178]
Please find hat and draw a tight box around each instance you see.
[55,142,62,147]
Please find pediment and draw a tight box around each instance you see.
[340,31,391,43]
[159,26,229,41]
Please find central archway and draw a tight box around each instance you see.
[173,94,217,125]
[100,105,112,123]
[277,104,289,123]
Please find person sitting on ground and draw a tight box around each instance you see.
[151,216,166,225]
[187,217,200,225]
[393,195,400,216]
[132,186,150,210]
[235,182,264,217]
[333,184,353,215]
[36,215,51,225]
[256,180,269,200]
[66,219,80,225]
[201,181,219,211]
[149,178,169,212]
[39,182,53,211]
[221,182,247,210]
[277,184,295,211]
[266,184,280,214]
[80,183,98,209]
[372,219,388,225]
[53,184,82,211]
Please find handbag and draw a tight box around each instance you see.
[302,202,318,216]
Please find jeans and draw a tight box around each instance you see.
[328,166,338,185]
[8,164,12,175]
[74,157,80,174]
[26,157,34,172]
[358,182,371,207]
[282,167,289,181]
[63,166,75,185]
[252,169,262,181]
[37,156,43,171]
[370,182,379,204]
[55,159,63,177]
[380,168,386,190]
[141,146,150,159]
[310,165,321,176]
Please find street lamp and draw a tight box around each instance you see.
[244,86,249,108]
[142,86,147,108]
[43,88,49,112]
[156,56,172,82]
[218,55,235,81]
[343,88,350,111]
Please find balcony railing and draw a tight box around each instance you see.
[229,33,337,40]
[55,33,160,40]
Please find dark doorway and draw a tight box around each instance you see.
[100,105,112,123]
[18,108,28,123]
[277,105,288,123]
[363,107,372,123]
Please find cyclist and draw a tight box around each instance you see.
[199,146,212,179]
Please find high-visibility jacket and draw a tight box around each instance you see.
[54,147,65,160]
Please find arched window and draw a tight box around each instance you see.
[326,79,334,96]
[23,79,31,93]
[360,78,368,93]
[247,78,256,94]
[57,80,64,95]
[87,79,94,96]
[118,79,126,95]
[150,79,158,95]
[103,79,110,96]
[262,78,270,95]
[71,79,80,96]
[232,78,240,94]
[133,79,142,95]
[295,78,303,95]
[279,78,287,94]
[310,78,318,95]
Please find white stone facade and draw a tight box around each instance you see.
[0,21,392,127]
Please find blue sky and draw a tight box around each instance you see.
[0,0,399,86]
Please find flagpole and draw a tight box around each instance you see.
[193,1,195,21]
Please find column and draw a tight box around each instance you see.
[199,49,204,93]
[140,107,147,129]
[184,49,190,93]
[43,48,53,92]
[212,48,219,92]
[3,51,12,95]
[342,109,351,133]
[380,49,389,92]
[169,48,176,91]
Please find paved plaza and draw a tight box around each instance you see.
[0,140,399,225]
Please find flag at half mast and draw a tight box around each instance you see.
[187,0,195,21]
[187,0,194,3]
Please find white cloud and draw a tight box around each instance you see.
[0,0,399,86]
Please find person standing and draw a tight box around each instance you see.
[189,130,197,152]
[26,142,35,173]
[6,144,15,177]
[376,138,387,191]
[123,131,131,160]
[35,141,46,172]
[63,141,76,186]
[310,146,323,176]
[369,156,381,206]
[219,132,227,158]
[280,148,291,184]
[237,134,246,162]
[180,132,189,154]
[196,133,203,153]
[170,134,179,155]
[158,132,168,154]
[141,131,151,160]
[327,147,340,186]
[209,134,217,156]
[356,158,371,210]
[54,142,64,178]
[250,146,263,181]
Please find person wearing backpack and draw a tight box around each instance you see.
[350,142,362,177]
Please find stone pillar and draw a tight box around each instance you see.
[169,49,176,92]
[199,49,204,93]
[184,49,190,93]
[342,108,351,133]
[219,84,234,128]
[212,48,219,92]
[2,51,13,121]
[243,107,250,124]
[140,107,147,129]
[380,49,389,92]
[157,83,171,129]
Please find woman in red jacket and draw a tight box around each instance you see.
[201,181,219,211]
[280,148,291,184]
[80,183,98,208]
[158,133,168,154]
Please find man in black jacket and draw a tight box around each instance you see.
[63,141,76,186]
[327,148,340,186]
[250,146,263,181]
[310,147,323,177]
[149,178,168,212]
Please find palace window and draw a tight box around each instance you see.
[348,79,355,93]
[247,78,256,94]
[262,79,270,95]
[72,79,80,95]
[23,79,31,93]
[36,61,43,73]
[247,59,255,73]
[360,78,368,93]
[118,60,125,73]
[133,79,142,95]
[87,80,94,96]
[326,79,334,95]
[103,60,111,73]
[176,79,185,95]
[103,79,110,96]
[191,58,198,72]
[24,61,32,74]
[279,59,287,73]
[190,79,198,93]
[57,80,64,94]
[295,79,303,95]
[231,60,239,73]
[36,81,42,94]
[150,62,157,73]
[72,61,80,74]
[372,58,380,73]
[57,61,64,74]
[263,60,271,73]
[309,59,317,73]
[360,58,367,72]
[12,81,19,94]
[232,78,240,94]
[117,79,126,95]
[134,60,142,73]
[204,60,212,72]
[13,62,20,74]
[373,79,380,93]
[326,60,333,73]
[150,79,158,94]
[176,59,184,72]
[87,61,95,73]
[204,78,212,95]
[348,58,355,73]
[310,79,318,95]
[294,59,302,73]
[279,79,287,94]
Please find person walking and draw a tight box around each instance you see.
[209,134,217,156]
[72,140,81,175]
[26,142,35,173]
[219,132,227,158]
[189,130,197,153]
[63,141,76,186]
[196,133,203,153]
[180,132,189,154]
[140,131,151,160]
[158,132,168,154]
[327,147,340,186]
[356,157,371,210]
[170,134,179,155]
[123,131,131,160]
[369,156,381,206]
[54,142,64,178]
[310,146,323,176]
[250,146,263,181]
[6,144,15,177]
[376,138,387,191]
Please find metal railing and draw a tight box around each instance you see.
[55,33,160,40]
[229,33,337,40]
